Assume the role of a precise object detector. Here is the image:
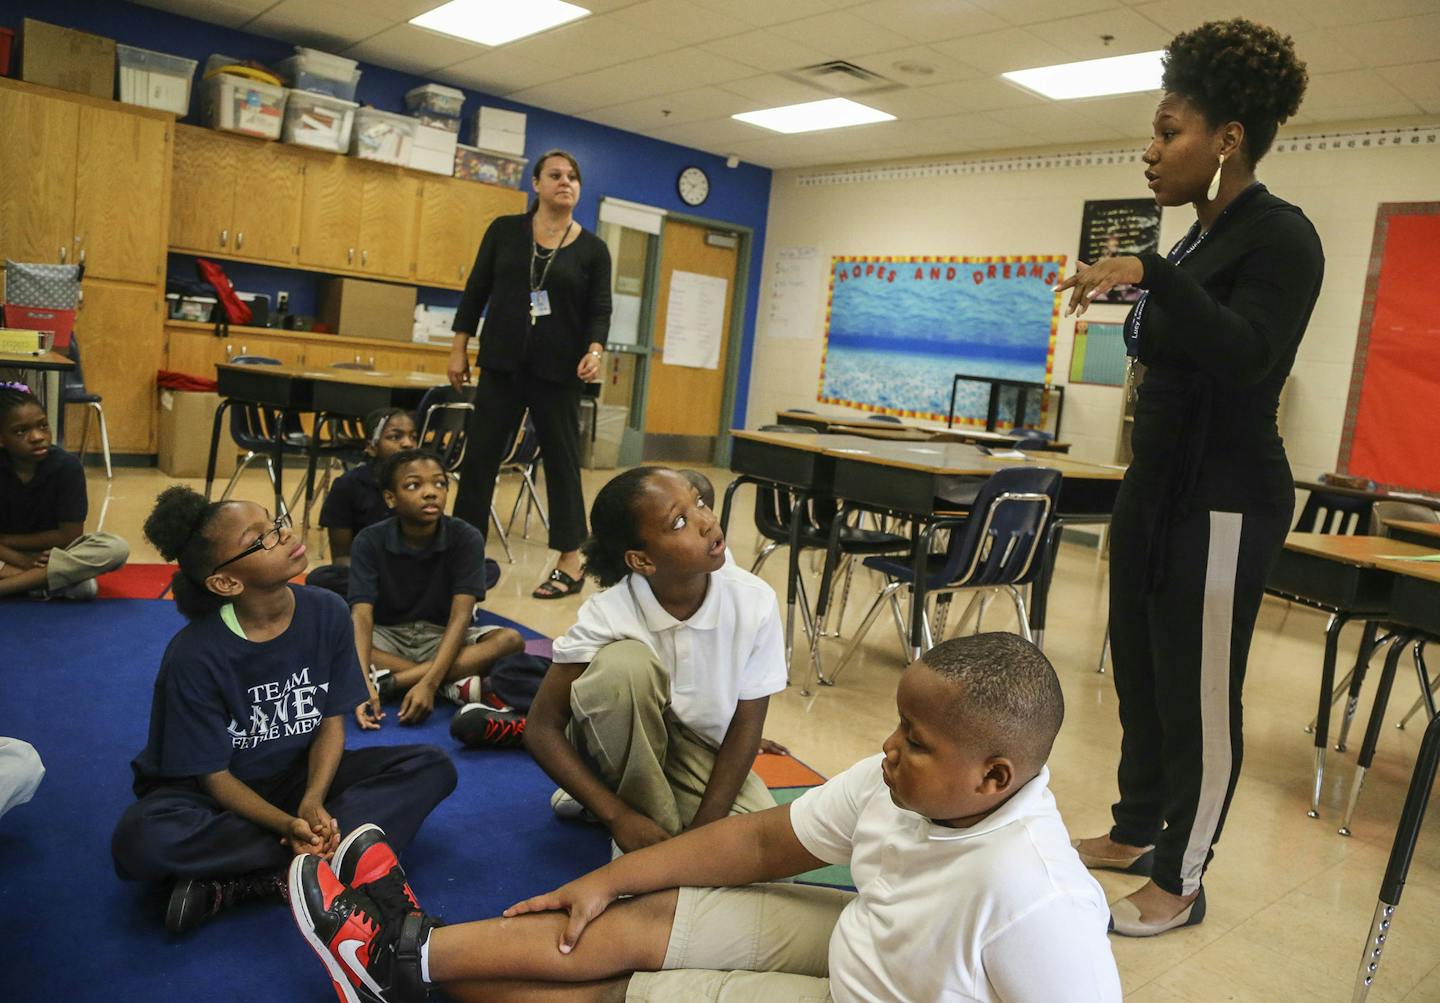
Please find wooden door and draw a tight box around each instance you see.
[643,219,739,437]
[414,178,469,287]
[0,88,78,282]
[74,105,169,284]
[356,166,420,280]
[69,281,164,451]
[297,153,363,271]
[230,140,304,265]
[170,125,237,255]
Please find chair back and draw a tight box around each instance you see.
[226,355,300,451]
[416,385,475,474]
[501,410,543,469]
[62,335,88,395]
[748,425,827,543]
[937,466,1062,589]
[1373,500,1440,537]
[1294,487,1372,535]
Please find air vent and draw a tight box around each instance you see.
[785,60,900,97]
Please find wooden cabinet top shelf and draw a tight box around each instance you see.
[165,319,459,355]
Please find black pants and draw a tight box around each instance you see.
[1107,481,1292,896]
[305,563,349,598]
[111,744,456,882]
[454,369,587,554]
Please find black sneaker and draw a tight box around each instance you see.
[166,868,287,934]
[450,704,527,749]
[287,854,436,1003]
[371,667,398,703]
[333,823,420,923]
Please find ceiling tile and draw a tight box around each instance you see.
[847,0,1008,42]
[853,45,986,87]
[511,49,753,113]
[691,0,841,29]
[1025,8,1174,59]
[328,0,436,19]
[608,1,753,46]
[982,103,1122,144]
[437,49,572,95]
[699,30,830,73]
[649,116,773,150]
[1302,69,1421,118]
[243,0,393,51]
[971,0,1124,27]
[1378,61,1440,115]
[859,86,969,120]
[1285,29,1365,75]
[769,11,918,59]
[1070,91,1163,134]
[340,24,483,74]
[584,87,758,131]
[721,74,833,106]
[1129,0,1316,35]
[913,77,1047,114]
[499,15,680,75]
[1305,0,1440,29]
[1338,14,1440,69]
[133,0,272,30]
[931,27,1072,74]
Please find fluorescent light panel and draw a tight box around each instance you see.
[410,0,590,47]
[1003,50,1164,100]
[732,98,895,135]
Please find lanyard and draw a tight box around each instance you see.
[530,221,573,293]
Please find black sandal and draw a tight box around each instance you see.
[533,567,584,600]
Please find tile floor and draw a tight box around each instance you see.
[78,462,1440,1001]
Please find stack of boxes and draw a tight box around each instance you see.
[404,83,463,175]
[276,47,359,153]
[456,106,528,188]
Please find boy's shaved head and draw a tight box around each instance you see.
[677,469,715,509]
[919,633,1064,772]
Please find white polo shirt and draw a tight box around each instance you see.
[790,754,1121,1003]
[551,563,787,747]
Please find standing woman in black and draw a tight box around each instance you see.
[1058,20,1322,936]
[448,150,612,599]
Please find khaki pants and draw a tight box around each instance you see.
[45,532,129,593]
[371,621,499,663]
[627,884,853,1002]
[569,640,775,835]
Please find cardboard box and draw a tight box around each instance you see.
[158,390,237,479]
[318,277,417,343]
[474,106,525,156]
[21,19,116,98]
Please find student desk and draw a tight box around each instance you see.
[1274,534,1438,818]
[0,350,74,432]
[723,430,1125,688]
[208,362,448,517]
[776,409,1072,453]
[1382,519,1440,549]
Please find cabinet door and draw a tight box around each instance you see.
[414,178,470,288]
[357,166,420,280]
[231,141,304,265]
[0,88,78,278]
[170,125,238,255]
[297,153,363,271]
[74,105,169,284]
[69,282,164,452]
[234,332,307,367]
[165,327,234,379]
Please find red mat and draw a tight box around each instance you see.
[95,563,175,599]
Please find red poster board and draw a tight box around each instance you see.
[1339,204,1440,493]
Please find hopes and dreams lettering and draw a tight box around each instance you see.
[226,668,330,749]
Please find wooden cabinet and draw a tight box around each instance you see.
[68,281,165,452]
[356,165,420,279]
[232,140,304,264]
[74,105,169,283]
[172,125,302,265]
[0,87,79,277]
[171,126,237,254]
[297,151,363,272]
[415,176,523,288]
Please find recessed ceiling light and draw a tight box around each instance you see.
[1002,50,1164,100]
[732,98,895,135]
[410,0,590,47]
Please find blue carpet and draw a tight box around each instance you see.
[0,599,608,1001]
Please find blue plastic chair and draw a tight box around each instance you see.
[61,335,111,478]
[823,466,1062,684]
[218,356,311,507]
[415,384,477,475]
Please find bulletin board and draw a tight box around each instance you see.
[1076,199,1161,304]
[1338,203,1440,493]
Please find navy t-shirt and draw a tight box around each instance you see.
[130,586,368,793]
[318,463,390,534]
[0,446,87,534]
[348,515,487,627]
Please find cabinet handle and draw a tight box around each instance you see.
[347,248,355,264]
[226,343,234,360]
[59,246,67,263]
[236,232,245,250]
[361,249,369,267]
[78,247,86,265]
[220,229,229,247]
[457,264,463,280]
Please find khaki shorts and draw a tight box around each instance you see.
[371,621,499,663]
[626,883,854,1003]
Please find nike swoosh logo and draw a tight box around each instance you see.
[338,939,386,997]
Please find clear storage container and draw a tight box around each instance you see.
[277,47,360,101]
[350,107,415,164]
[116,43,197,115]
[405,83,465,117]
[282,89,357,152]
[454,145,527,188]
[202,72,286,140]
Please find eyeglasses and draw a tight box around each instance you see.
[211,512,292,576]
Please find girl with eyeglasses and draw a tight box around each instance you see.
[110,486,456,936]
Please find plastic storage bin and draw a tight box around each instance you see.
[410,122,459,176]
[203,72,285,139]
[410,110,460,133]
[350,107,415,165]
[277,47,360,101]
[455,145,527,188]
[116,43,197,115]
[405,83,464,117]
[282,89,356,152]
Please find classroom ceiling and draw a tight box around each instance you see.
[136,0,1440,169]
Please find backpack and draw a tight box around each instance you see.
[195,258,252,328]
[487,652,550,713]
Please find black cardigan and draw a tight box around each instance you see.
[452,213,613,384]
[1127,184,1324,512]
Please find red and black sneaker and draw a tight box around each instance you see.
[287,854,432,1003]
[450,704,527,749]
[332,824,420,922]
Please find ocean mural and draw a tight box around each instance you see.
[819,255,1065,426]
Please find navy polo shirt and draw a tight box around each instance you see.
[348,514,487,627]
[318,463,391,534]
[0,447,87,534]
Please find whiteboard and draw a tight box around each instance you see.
[662,270,727,369]
[767,245,820,340]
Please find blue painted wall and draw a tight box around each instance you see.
[6,0,772,425]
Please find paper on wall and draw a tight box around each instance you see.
[662,270,727,369]
[767,246,820,340]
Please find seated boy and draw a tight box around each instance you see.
[287,632,1122,1002]
[349,448,523,729]
[0,382,128,600]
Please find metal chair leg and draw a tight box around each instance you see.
[1097,622,1110,674]
[834,553,856,638]
[91,403,112,479]
[1306,667,1355,733]
[1396,642,1436,730]
[489,503,514,563]
[522,469,550,531]
[750,541,781,575]
[1006,585,1033,643]
[820,581,903,691]
[951,592,983,639]
[77,406,92,465]
[1340,634,1411,837]
[219,451,267,501]
[974,592,990,633]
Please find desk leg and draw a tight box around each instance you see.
[1338,623,1383,752]
[272,410,289,517]
[719,475,755,537]
[303,412,326,538]
[1340,633,1413,837]
[204,400,233,502]
[1310,612,1355,818]
[44,370,62,435]
[908,522,939,662]
[804,503,849,696]
[783,489,811,681]
[1029,518,1065,651]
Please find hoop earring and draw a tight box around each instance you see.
[1206,153,1225,201]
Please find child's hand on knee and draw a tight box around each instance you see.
[398,679,437,724]
[503,872,618,954]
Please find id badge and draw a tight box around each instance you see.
[529,290,552,318]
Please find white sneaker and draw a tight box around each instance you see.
[441,674,485,706]
[48,578,98,601]
[550,788,587,819]
[610,839,623,860]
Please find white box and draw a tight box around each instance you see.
[116,44,196,115]
[350,107,415,164]
[282,89,356,152]
[409,121,459,175]
[474,106,525,157]
[202,72,285,140]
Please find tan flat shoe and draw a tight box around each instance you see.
[1109,887,1206,937]
[1071,838,1155,875]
